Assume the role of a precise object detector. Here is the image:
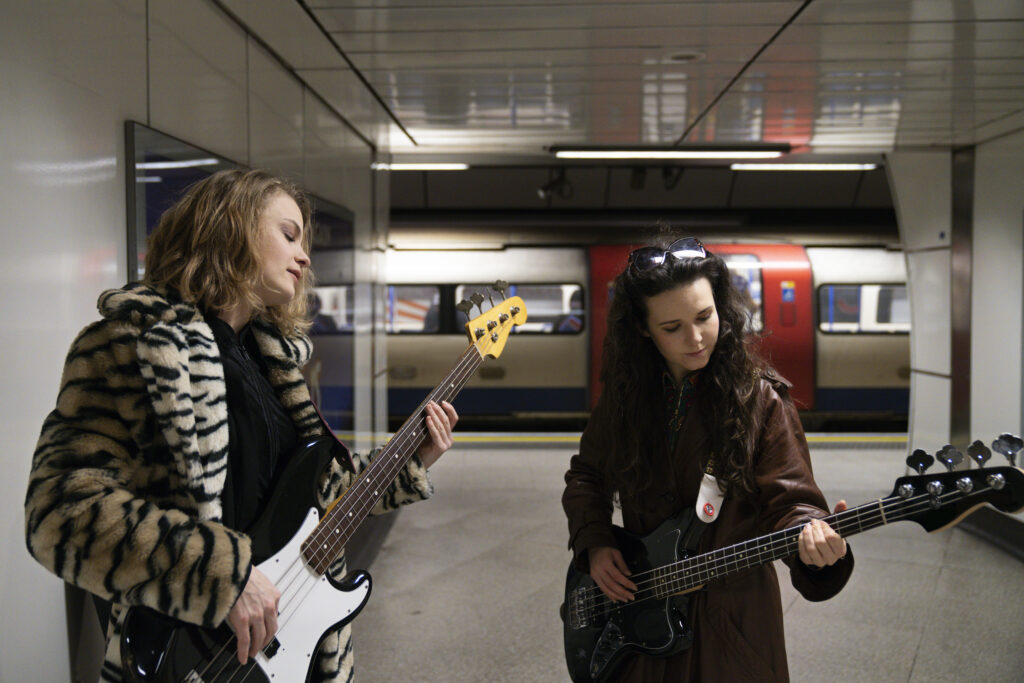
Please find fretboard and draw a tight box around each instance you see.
[640,494,914,601]
[300,345,483,574]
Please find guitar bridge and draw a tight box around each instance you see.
[568,586,590,629]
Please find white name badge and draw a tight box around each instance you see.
[696,472,725,523]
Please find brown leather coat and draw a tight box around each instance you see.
[563,375,854,682]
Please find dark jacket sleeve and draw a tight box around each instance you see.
[752,379,854,601]
[562,394,619,572]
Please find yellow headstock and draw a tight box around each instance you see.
[464,296,528,360]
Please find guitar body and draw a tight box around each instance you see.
[122,439,372,683]
[121,296,530,682]
[562,509,704,683]
[561,460,1024,683]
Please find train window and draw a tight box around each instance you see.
[310,286,355,334]
[818,284,910,333]
[454,283,585,334]
[384,285,441,333]
[721,254,764,332]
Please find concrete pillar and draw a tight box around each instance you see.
[885,151,955,453]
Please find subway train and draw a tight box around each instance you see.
[358,243,911,431]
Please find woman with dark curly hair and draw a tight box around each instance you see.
[562,236,853,682]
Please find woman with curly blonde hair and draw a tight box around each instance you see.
[26,168,457,682]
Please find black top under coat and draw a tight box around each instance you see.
[206,313,298,533]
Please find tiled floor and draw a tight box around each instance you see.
[351,436,1024,682]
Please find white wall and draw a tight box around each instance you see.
[0,1,389,680]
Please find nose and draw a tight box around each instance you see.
[686,324,702,346]
[296,246,310,268]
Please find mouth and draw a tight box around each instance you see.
[685,349,705,358]
[287,269,301,282]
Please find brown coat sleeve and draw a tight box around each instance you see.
[562,393,618,572]
[753,378,854,601]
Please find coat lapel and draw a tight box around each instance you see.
[136,319,229,522]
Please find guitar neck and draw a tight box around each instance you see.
[646,495,911,599]
[301,345,484,574]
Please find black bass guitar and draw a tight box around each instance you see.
[121,292,527,682]
[561,437,1024,683]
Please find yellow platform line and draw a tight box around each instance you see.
[334,432,908,446]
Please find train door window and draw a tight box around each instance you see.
[385,285,441,333]
[721,254,764,332]
[818,284,910,333]
[310,286,354,334]
[454,283,585,334]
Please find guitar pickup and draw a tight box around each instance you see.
[568,587,590,629]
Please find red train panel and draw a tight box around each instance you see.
[588,244,814,411]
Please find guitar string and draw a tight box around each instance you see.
[195,349,480,683]
[574,493,915,615]
[575,490,954,612]
[575,485,991,614]
[302,346,482,570]
[193,345,487,681]
[573,484,993,616]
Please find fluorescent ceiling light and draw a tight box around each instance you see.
[556,150,784,160]
[136,158,221,170]
[731,163,878,171]
[373,162,469,171]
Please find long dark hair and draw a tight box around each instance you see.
[600,237,766,503]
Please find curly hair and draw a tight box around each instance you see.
[143,168,313,336]
[600,236,767,504]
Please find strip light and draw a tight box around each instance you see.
[136,158,221,170]
[373,162,469,171]
[555,150,784,160]
[731,163,878,171]
[550,143,790,161]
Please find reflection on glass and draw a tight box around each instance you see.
[126,121,357,430]
[818,284,910,333]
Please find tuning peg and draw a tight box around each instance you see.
[455,299,474,322]
[967,440,991,469]
[492,280,509,300]
[936,444,964,472]
[469,291,486,315]
[906,449,934,474]
[992,433,1023,467]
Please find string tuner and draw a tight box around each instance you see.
[492,280,509,300]
[906,449,934,474]
[935,444,963,472]
[469,291,486,315]
[992,433,1023,467]
[967,440,991,469]
[455,299,474,322]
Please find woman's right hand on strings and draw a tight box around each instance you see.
[227,567,281,664]
[588,546,637,603]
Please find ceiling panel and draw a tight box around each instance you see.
[281,0,1024,163]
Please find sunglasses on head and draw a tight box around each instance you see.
[628,237,707,273]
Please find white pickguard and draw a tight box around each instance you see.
[250,507,371,681]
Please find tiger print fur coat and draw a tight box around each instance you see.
[25,282,433,682]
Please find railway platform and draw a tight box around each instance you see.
[354,433,1024,682]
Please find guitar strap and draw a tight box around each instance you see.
[695,454,725,524]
